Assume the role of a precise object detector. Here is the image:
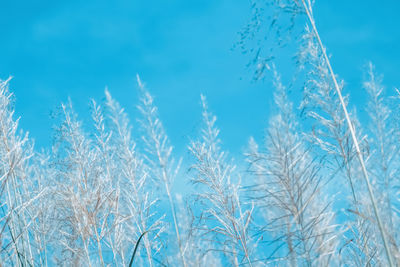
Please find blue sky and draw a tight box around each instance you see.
[0,0,399,154]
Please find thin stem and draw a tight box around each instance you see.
[300,1,394,265]
[163,169,187,267]
[136,76,187,267]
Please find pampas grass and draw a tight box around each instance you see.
[0,0,399,266]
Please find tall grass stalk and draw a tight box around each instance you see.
[104,89,163,266]
[136,75,187,267]
[0,78,42,266]
[299,1,393,265]
[247,67,338,266]
[189,95,254,266]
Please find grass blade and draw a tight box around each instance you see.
[129,231,148,267]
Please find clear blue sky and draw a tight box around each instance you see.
[0,0,399,154]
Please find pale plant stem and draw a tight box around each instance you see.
[92,113,110,266]
[84,239,92,267]
[153,133,186,266]
[300,1,394,265]
[2,121,20,264]
[287,218,296,267]
[115,198,124,266]
[232,246,239,267]
[162,170,187,267]
[72,202,92,267]
[372,83,394,229]
[94,223,105,267]
[5,181,18,264]
[135,194,154,267]
[235,200,253,267]
[5,158,31,266]
[138,209,154,267]
[239,226,252,266]
[143,230,153,267]
[129,183,154,266]
[10,178,28,267]
[137,76,187,267]
[37,243,43,267]
[110,107,155,267]
[109,231,118,265]
[297,214,312,267]
[14,175,34,265]
[231,218,244,266]
[44,241,48,267]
